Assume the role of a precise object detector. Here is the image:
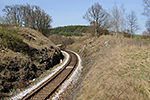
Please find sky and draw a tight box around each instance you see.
[0,0,147,34]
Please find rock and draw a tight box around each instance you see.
[45,47,47,52]
[30,63,37,71]
[39,58,44,64]
[24,70,36,80]
[50,46,54,49]
[0,85,4,91]
[7,72,16,82]
[3,81,12,92]
[104,40,108,46]
[60,59,62,63]
[1,50,5,53]
[0,64,5,72]
[36,70,42,77]
[45,62,51,70]
[16,88,20,92]
[42,49,45,51]
[0,92,6,99]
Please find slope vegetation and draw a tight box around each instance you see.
[0,26,63,99]
[67,35,150,100]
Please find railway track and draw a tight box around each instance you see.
[21,50,78,100]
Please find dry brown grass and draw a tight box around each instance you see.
[19,27,56,50]
[69,35,150,100]
[48,34,75,45]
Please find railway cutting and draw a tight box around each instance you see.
[21,50,78,100]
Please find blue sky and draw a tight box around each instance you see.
[0,0,147,34]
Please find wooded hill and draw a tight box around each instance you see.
[48,25,87,36]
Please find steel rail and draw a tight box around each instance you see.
[44,51,77,99]
[22,50,78,100]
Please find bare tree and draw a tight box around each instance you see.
[2,4,52,36]
[142,0,150,32]
[120,4,126,36]
[127,10,139,36]
[146,19,150,30]
[83,2,109,37]
[111,3,120,36]
[35,9,52,35]
[143,0,150,18]
[0,16,6,24]
[142,30,150,36]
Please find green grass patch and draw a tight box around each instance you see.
[0,26,29,53]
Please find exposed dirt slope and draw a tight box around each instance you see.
[0,26,63,99]
[67,35,150,100]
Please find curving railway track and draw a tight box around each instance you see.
[21,50,78,100]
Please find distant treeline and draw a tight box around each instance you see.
[49,25,87,36]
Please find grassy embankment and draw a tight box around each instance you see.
[67,35,150,100]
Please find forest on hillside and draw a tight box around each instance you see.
[48,25,87,36]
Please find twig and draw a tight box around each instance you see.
[116,86,130,100]
[108,86,130,100]
[108,94,116,100]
